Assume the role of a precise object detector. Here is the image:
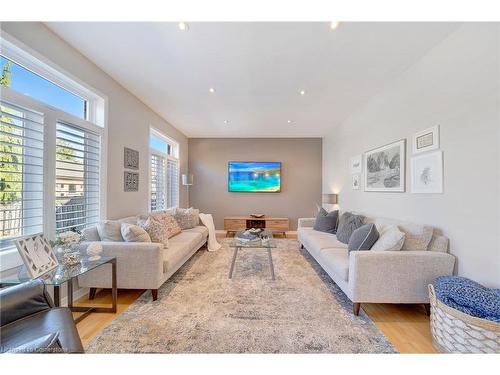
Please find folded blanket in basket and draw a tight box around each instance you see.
[434,276,500,322]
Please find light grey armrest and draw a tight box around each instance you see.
[77,241,164,289]
[348,250,455,304]
[298,218,316,228]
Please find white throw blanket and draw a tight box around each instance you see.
[199,213,221,252]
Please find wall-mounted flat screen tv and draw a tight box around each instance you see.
[228,161,281,193]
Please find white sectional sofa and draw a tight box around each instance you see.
[78,215,208,301]
[297,213,456,315]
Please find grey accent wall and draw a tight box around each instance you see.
[323,24,500,287]
[188,138,322,230]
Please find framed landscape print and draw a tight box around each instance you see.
[352,174,360,190]
[364,139,406,192]
[411,151,443,193]
[413,125,439,154]
[350,155,362,174]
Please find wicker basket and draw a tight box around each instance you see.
[428,284,500,353]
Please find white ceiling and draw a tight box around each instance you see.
[45,22,460,137]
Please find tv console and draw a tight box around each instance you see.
[224,216,289,236]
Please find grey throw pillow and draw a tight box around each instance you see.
[336,212,365,244]
[313,209,339,234]
[348,224,379,251]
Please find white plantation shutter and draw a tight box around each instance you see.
[55,121,100,233]
[0,100,44,248]
[150,153,166,211]
[166,157,179,208]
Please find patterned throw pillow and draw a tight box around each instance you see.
[138,217,170,247]
[174,207,200,230]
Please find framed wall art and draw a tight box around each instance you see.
[124,171,139,192]
[350,155,362,174]
[413,125,439,154]
[124,147,139,170]
[364,139,406,192]
[411,151,443,193]
[352,174,360,190]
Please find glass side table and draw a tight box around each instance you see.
[0,256,117,323]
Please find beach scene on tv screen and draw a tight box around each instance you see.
[228,162,281,192]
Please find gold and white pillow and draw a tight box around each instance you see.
[138,217,170,247]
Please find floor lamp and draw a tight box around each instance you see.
[182,174,194,206]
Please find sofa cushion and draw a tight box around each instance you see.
[183,226,209,240]
[399,223,433,251]
[319,248,350,281]
[163,231,204,273]
[121,222,151,243]
[174,207,200,230]
[162,242,190,273]
[428,234,449,253]
[336,212,365,244]
[97,220,123,242]
[138,217,169,248]
[298,227,347,257]
[313,209,339,234]
[348,223,379,251]
[371,225,405,251]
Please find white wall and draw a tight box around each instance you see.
[323,23,500,287]
[1,22,189,219]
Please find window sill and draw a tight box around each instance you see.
[0,247,23,272]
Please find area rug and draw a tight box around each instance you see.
[85,239,397,353]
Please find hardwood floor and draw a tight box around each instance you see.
[74,290,435,353]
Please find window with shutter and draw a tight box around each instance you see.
[150,128,179,212]
[0,100,44,249]
[55,122,100,233]
[150,153,166,211]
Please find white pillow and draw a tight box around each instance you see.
[97,220,123,242]
[371,225,405,251]
[121,223,151,243]
[138,217,170,248]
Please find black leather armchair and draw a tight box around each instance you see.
[0,279,84,353]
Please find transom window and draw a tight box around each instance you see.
[149,129,179,211]
[1,56,87,120]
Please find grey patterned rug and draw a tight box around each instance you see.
[86,239,396,353]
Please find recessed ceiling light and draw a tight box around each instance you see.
[330,22,340,30]
[287,120,292,124]
[223,120,228,124]
[300,89,306,96]
[209,87,216,93]
[178,22,189,31]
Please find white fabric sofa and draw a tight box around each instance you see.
[78,215,208,301]
[297,213,456,315]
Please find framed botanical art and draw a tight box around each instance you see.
[15,234,58,278]
[411,151,443,193]
[413,125,439,154]
[124,147,139,170]
[352,174,360,190]
[364,139,406,192]
[350,155,362,174]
